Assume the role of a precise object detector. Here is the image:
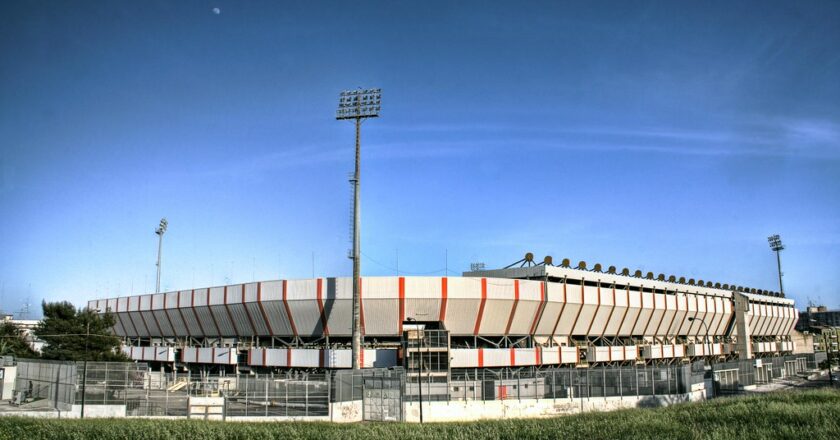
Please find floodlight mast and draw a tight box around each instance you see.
[336,88,381,370]
[767,234,784,296]
[155,218,168,294]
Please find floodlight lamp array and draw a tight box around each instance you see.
[767,234,784,251]
[336,88,381,120]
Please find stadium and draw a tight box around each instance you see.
[88,256,797,382]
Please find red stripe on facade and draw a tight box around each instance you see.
[509,347,516,367]
[535,346,541,365]
[248,348,252,365]
[287,348,292,367]
[439,277,448,322]
[319,349,325,369]
[529,282,546,335]
[262,349,267,367]
[316,279,330,336]
[478,348,484,368]
[473,278,488,335]
[256,282,275,335]
[398,277,405,334]
[504,280,520,335]
[360,349,365,368]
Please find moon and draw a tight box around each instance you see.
[212,7,221,15]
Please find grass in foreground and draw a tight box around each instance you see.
[1,388,838,440]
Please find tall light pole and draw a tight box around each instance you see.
[767,234,784,296]
[689,316,715,398]
[336,88,381,370]
[155,218,168,294]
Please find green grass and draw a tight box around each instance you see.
[1,389,838,440]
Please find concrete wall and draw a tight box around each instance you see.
[403,391,705,423]
[0,366,16,401]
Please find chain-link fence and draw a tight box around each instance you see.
[14,358,77,411]
[444,363,693,401]
[6,352,831,418]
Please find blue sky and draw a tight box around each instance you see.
[1,1,839,316]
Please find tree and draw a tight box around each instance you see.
[0,321,37,358]
[34,301,128,362]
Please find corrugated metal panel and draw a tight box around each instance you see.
[712,298,731,336]
[477,279,515,336]
[192,289,220,337]
[256,280,293,336]
[687,294,706,336]
[618,289,641,336]
[769,305,783,336]
[442,277,482,335]
[604,287,628,336]
[242,283,270,335]
[632,291,654,335]
[286,279,323,337]
[323,277,352,336]
[403,277,443,322]
[178,291,204,337]
[667,293,688,337]
[128,296,149,337]
[589,285,614,336]
[206,287,235,336]
[360,277,399,336]
[554,282,582,336]
[675,293,695,335]
[644,293,665,336]
[572,285,599,335]
[224,285,255,336]
[507,280,542,335]
[117,298,137,337]
[656,294,677,336]
[532,282,563,336]
[162,292,185,336]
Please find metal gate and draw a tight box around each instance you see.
[363,375,402,421]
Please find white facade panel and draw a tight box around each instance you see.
[555,282,583,336]
[442,277,482,335]
[361,277,399,336]
[589,286,615,336]
[572,285,599,335]
[403,276,444,322]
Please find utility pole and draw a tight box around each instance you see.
[155,218,168,293]
[336,88,381,370]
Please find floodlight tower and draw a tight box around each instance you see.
[336,88,381,370]
[767,234,784,296]
[155,218,168,293]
